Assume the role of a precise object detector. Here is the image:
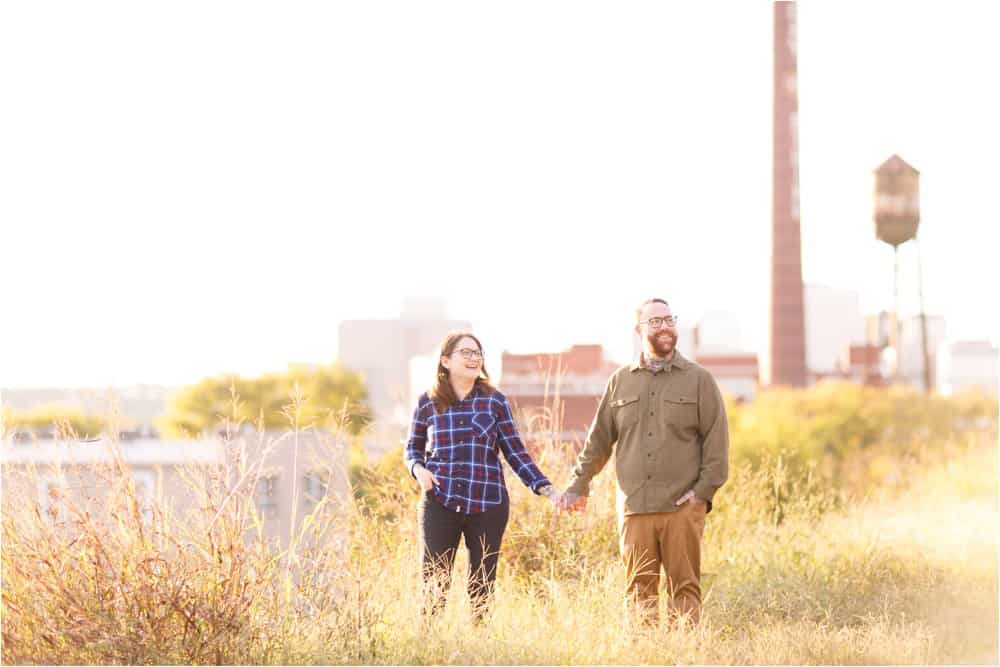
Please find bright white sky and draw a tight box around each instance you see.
[2,1,998,388]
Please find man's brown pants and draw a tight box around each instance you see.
[619,500,707,626]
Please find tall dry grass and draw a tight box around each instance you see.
[2,384,998,664]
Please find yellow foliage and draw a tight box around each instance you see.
[156,363,370,438]
[3,403,106,439]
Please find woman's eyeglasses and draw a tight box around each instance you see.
[455,348,483,361]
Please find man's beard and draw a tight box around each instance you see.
[646,330,677,358]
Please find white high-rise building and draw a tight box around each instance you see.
[899,315,947,387]
[408,353,438,418]
[936,340,999,395]
[804,284,865,374]
[693,310,742,355]
[339,299,470,455]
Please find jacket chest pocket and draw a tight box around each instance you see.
[611,395,640,431]
[662,393,698,434]
[471,412,497,442]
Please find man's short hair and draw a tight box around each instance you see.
[636,298,670,323]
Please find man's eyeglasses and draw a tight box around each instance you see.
[455,348,483,361]
[639,315,679,329]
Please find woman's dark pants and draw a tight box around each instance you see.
[419,491,510,622]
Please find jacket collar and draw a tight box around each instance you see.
[630,349,689,373]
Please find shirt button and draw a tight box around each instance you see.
[650,412,654,416]
[648,432,653,436]
[647,475,652,480]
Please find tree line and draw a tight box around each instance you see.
[2,364,369,440]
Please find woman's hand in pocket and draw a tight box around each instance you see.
[414,465,440,492]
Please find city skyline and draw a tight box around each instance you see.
[1,289,985,392]
[3,2,998,388]
[5,298,994,436]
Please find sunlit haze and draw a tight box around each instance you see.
[2,2,998,388]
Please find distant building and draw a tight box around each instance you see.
[689,311,758,400]
[499,344,617,443]
[805,284,865,375]
[865,310,893,348]
[863,311,946,388]
[408,353,438,418]
[694,354,759,402]
[836,343,886,387]
[899,315,946,388]
[692,310,743,355]
[936,340,999,395]
[338,299,470,455]
[0,431,349,549]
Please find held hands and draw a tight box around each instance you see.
[539,484,561,508]
[413,464,440,492]
[554,490,587,514]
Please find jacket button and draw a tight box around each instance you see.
[648,432,653,436]
[647,475,652,480]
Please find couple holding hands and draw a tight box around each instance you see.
[404,298,730,627]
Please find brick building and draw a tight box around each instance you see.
[837,343,886,387]
[499,344,617,444]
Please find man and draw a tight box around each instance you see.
[558,298,729,626]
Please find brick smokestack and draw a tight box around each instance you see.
[767,1,808,387]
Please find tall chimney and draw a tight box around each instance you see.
[766,1,808,387]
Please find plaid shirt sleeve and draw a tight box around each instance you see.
[403,394,430,479]
[494,393,551,494]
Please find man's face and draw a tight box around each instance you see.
[635,301,678,358]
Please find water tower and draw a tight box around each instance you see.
[873,154,931,390]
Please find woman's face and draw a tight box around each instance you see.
[441,336,483,383]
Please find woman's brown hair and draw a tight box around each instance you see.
[429,331,496,413]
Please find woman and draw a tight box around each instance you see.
[404,331,559,622]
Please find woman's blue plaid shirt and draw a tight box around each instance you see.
[404,386,551,514]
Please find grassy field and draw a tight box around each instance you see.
[333,438,998,665]
[2,385,997,664]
